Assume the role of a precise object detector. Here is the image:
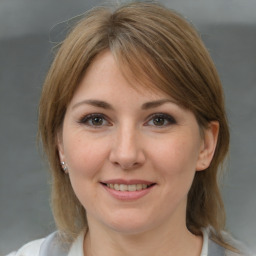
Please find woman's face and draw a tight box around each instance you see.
[58,50,218,235]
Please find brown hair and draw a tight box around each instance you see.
[39,1,230,248]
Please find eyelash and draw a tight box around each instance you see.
[145,113,177,127]
[78,113,111,127]
[78,113,176,128]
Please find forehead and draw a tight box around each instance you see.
[70,50,176,105]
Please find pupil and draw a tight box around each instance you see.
[92,117,103,125]
[153,117,165,126]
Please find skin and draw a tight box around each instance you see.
[58,50,219,256]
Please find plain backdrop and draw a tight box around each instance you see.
[0,0,255,255]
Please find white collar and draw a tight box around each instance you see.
[200,228,209,256]
[67,230,85,256]
[67,229,209,256]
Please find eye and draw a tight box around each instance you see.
[145,113,176,127]
[78,113,111,127]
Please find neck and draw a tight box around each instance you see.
[83,217,202,256]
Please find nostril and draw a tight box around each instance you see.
[109,145,146,170]
[122,162,140,170]
[112,161,140,170]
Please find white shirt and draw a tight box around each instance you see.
[67,230,209,256]
[6,228,251,256]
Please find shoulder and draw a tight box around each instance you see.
[221,231,255,256]
[209,228,255,256]
[203,227,255,256]
[5,238,45,256]
[6,231,79,256]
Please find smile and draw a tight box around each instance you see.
[100,181,156,200]
[105,183,152,191]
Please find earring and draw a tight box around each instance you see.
[61,161,68,174]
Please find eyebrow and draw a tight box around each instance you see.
[72,99,175,110]
[141,99,176,109]
[72,99,114,110]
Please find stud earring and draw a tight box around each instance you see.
[61,161,68,173]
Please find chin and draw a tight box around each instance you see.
[100,211,160,235]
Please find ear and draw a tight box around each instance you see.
[57,130,65,162]
[196,121,219,171]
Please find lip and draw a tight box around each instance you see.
[100,179,156,201]
[101,179,154,185]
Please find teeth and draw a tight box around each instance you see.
[114,184,119,191]
[129,184,137,191]
[136,184,142,190]
[106,183,151,191]
[119,184,127,191]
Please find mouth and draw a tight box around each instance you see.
[100,180,156,200]
[101,183,155,192]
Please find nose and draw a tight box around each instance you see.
[109,126,146,170]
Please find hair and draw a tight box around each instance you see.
[39,0,231,250]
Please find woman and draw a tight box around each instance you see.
[7,1,253,256]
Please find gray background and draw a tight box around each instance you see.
[0,0,255,255]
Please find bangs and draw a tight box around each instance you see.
[110,35,190,110]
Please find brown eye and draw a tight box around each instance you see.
[91,116,104,126]
[145,113,177,127]
[78,113,111,127]
[153,117,166,126]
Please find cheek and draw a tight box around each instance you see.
[63,130,110,178]
[150,135,201,187]
[153,137,200,169]
[62,132,110,208]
